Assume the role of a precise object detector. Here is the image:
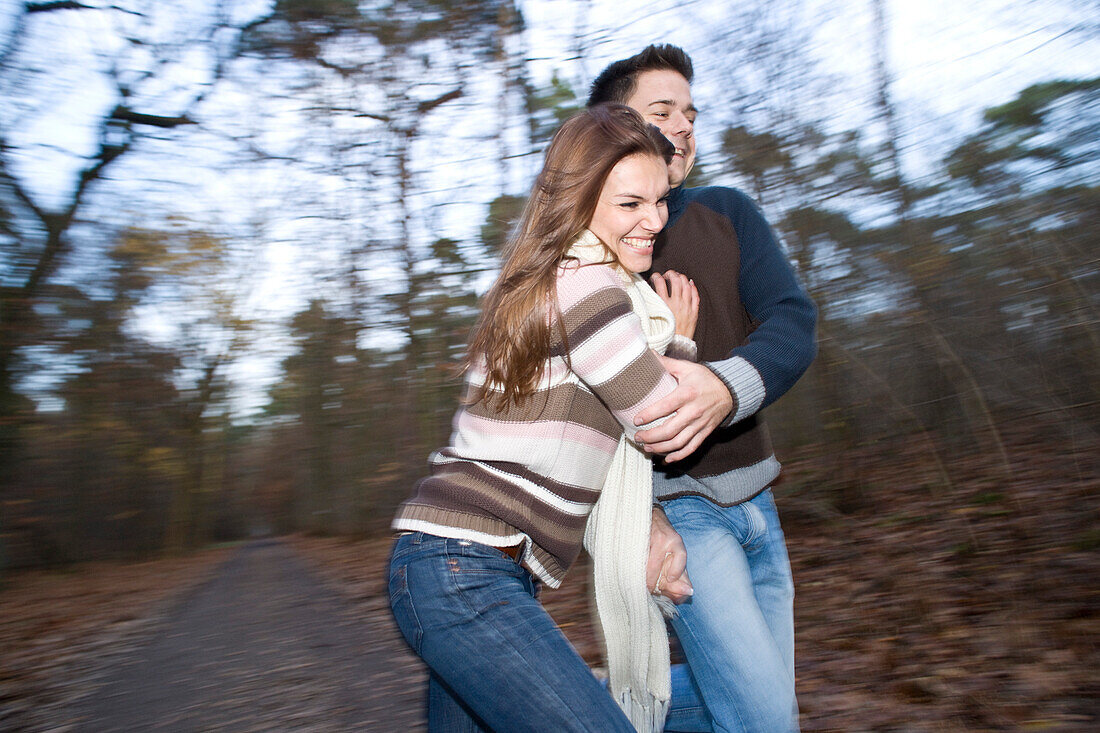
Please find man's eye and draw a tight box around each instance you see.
[652,112,668,118]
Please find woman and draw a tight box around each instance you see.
[388,104,704,732]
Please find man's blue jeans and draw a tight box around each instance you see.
[662,489,800,732]
[388,532,712,732]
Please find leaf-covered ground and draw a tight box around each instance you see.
[298,431,1098,731]
[775,431,1098,731]
[0,547,231,731]
[2,431,1095,731]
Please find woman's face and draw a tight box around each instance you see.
[588,153,670,274]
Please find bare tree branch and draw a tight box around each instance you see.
[0,137,47,225]
[26,1,94,12]
[416,88,463,116]
[109,105,195,129]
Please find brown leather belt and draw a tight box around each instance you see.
[497,544,522,561]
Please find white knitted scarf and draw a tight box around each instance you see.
[569,230,676,733]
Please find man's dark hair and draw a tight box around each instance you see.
[587,44,694,107]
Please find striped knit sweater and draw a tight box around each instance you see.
[392,259,688,588]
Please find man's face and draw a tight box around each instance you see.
[624,69,697,188]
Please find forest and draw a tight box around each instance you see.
[2,0,1094,562]
[1,1,1096,728]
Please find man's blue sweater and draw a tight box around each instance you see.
[648,184,817,505]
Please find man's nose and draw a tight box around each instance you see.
[671,111,693,136]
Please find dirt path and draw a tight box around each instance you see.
[67,539,426,732]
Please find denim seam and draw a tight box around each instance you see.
[391,563,425,654]
[670,614,749,733]
[741,500,766,550]
[443,556,598,731]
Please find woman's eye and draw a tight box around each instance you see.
[620,202,639,209]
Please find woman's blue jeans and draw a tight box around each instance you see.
[388,532,711,732]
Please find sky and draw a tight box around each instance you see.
[9,0,1096,210]
[519,0,1098,176]
[267,0,1099,417]
[3,0,1097,418]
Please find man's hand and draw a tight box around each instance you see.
[647,506,692,604]
[635,356,734,462]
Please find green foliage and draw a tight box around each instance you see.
[718,120,891,209]
[266,225,483,534]
[983,78,1100,129]
[721,125,791,188]
[431,237,466,266]
[241,0,363,59]
[781,206,862,248]
[275,0,361,24]
[479,194,526,257]
[948,77,1100,188]
[944,137,1019,187]
[525,73,581,146]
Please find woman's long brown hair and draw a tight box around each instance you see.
[464,104,674,407]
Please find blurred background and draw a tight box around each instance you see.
[1,0,1097,571]
[1,1,1097,728]
[4,0,1095,563]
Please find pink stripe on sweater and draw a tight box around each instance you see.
[567,318,648,382]
[556,262,622,310]
[455,410,620,453]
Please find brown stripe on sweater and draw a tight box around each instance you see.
[434,449,603,505]
[427,465,591,539]
[529,543,571,584]
[396,502,520,539]
[414,468,588,554]
[396,497,572,581]
[551,287,632,356]
[463,383,622,441]
[395,501,574,585]
[588,348,667,412]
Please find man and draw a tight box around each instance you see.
[589,45,817,732]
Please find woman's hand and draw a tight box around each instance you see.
[650,270,699,339]
[648,506,693,604]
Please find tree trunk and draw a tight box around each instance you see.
[869,0,1010,476]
